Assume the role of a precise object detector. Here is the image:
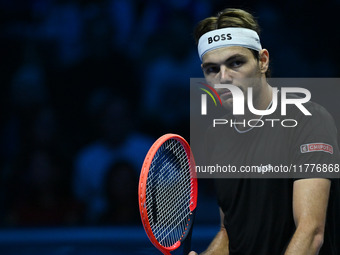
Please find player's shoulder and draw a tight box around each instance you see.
[286,93,335,125]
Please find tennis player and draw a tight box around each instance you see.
[189,8,340,255]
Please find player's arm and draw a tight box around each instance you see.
[284,178,330,255]
[189,208,229,255]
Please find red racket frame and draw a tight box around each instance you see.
[138,134,197,255]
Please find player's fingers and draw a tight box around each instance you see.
[188,251,198,255]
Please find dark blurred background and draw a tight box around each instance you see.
[0,0,339,253]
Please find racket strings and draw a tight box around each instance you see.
[147,146,191,231]
[145,139,194,248]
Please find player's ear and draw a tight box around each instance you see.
[259,49,269,74]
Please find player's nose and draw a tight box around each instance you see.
[219,65,233,84]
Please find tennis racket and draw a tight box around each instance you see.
[138,134,197,255]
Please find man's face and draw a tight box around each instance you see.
[201,46,264,111]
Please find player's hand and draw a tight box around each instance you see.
[188,251,198,255]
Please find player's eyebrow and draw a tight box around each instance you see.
[202,53,247,69]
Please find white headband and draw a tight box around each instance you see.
[197,27,262,61]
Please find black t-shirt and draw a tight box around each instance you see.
[205,96,340,255]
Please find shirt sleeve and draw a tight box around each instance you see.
[290,102,340,178]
